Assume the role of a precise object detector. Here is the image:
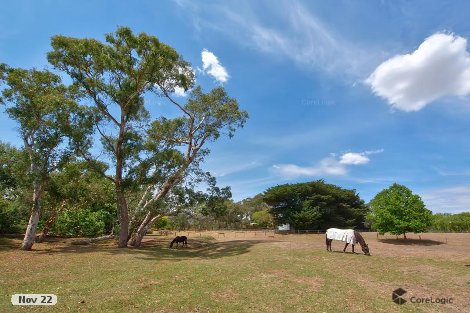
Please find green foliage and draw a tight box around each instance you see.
[0,200,22,233]
[47,26,196,168]
[251,210,273,228]
[152,216,169,230]
[52,208,113,237]
[167,213,191,231]
[368,183,432,237]
[0,68,84,173]
[263,180,367,230]
[39,161,117,236]
[431,212,470,232]
[0,142,28,199]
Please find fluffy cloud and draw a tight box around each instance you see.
[173,86,187,97]
[201,49,229,83]
[273,150,382,178]
[367,33,470,111]
[340,152,369,165]
[273,158,346,177]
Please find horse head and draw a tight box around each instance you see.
[362,243,371,256]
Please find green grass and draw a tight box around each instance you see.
[0,234,468,313]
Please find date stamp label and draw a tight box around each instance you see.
[11,294,57,305]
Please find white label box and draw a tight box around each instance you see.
[11,294,57,305]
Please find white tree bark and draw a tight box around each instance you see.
[20,185,41,250]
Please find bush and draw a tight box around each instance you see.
[431,213,470,232]
[52,208,114,237]
[251,210,273,228]
[152,216,169,230]
[0,200,23,233]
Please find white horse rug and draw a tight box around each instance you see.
[326,228,356,245]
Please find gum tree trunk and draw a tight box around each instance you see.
[20,185,42,250]
[129,213,161,247]
[128,170,186,247]
[116,188,129,248]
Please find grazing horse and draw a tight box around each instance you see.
[326,228,370,255]
[169,236,187,248]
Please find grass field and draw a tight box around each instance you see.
[1,231,469,313]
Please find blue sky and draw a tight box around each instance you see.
[1,1,470,213]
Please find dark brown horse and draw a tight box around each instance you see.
[169,236,187,248]
[325,228,370,255]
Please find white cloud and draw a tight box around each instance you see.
[273,157,346,178]
[273,150,382,178]
[421,186,470,213]
[201,49,229,83]
[340,153,369,165]
[173,86,187,97]
[367,33,470,112]
[177,0,375,77]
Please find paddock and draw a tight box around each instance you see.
[0,232,469,312]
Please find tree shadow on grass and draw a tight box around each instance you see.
[0,235,23,251]
[378,238,445,246]
[28,237,275,261]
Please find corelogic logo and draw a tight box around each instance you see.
[392,287,454,305]
[392,288,407,305]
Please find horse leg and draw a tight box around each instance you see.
[352,244,355,253]
[343,242,349,252]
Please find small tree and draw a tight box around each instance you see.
[0,67,85,250]
[368,183,432,239]
[251,210,273,228]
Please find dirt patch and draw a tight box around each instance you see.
[210,289,240,302]
[265,269,324,291]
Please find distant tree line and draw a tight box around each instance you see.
[430,212,470,232]
[2,161,469,237]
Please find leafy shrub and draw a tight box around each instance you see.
[431,213,470,232]
[52,208,114,237]
[0,200,22,233]
[152,216,169,230]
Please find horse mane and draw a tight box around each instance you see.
[354,231,366,248]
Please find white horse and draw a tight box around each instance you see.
[325,228,370,255]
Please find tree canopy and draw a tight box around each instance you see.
[368,183,432,238]
[47,26,247,247]
[263,180,367,230]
